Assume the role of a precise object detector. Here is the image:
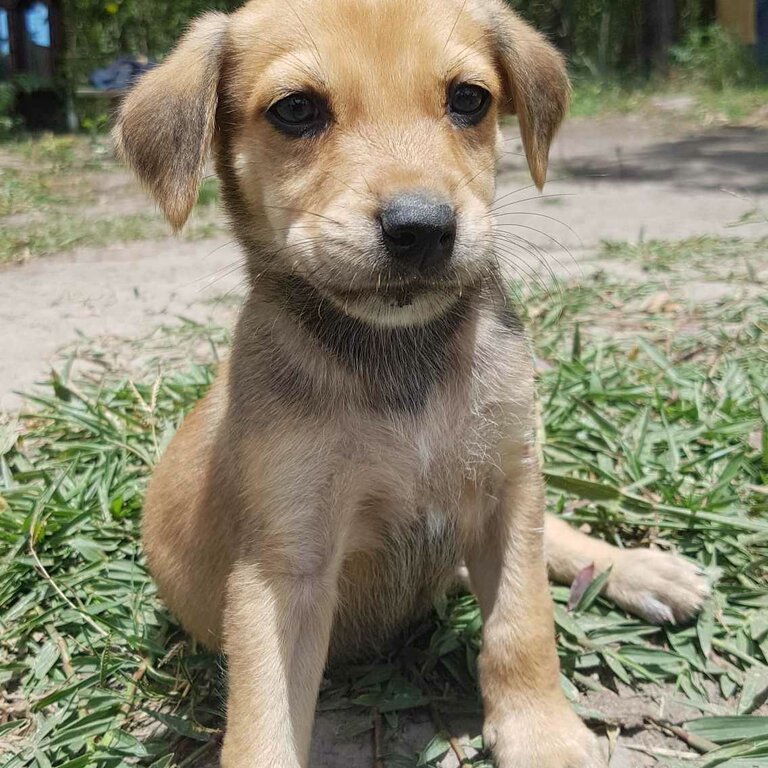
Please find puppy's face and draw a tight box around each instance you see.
[226,0,502,324]
[116,0,569,326]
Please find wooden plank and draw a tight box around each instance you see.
[717,0,756,44]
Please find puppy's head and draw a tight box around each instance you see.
[115,0,568,326]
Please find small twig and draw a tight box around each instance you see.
[46,624,91,720]
[158,640,187,668]
[61,378,123,433]
[625,744,700,760]
[119,659,148,716]
[674,345,708,364]
[372,708,385,768]
[47,623,75,679]
[644,716,718,754]
[29,536,109,639]
[426,699,471,766]
[177,736,221,768]
[572,671,604,692]
[410,664,472,765]
[128,378,160,457]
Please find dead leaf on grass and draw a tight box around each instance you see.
[568,563,596,611]
[641,291,682,314]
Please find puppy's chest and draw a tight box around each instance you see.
[345,391,509,524]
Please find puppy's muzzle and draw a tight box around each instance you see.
[379,193,456,273]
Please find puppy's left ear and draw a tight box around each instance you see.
[485,1,570,189]
[114,12,229,231]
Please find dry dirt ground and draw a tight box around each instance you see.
[2,113,767,412]
[1,114,767,767]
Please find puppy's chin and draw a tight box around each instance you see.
[325,288,462,327]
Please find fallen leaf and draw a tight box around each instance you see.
[641,291,681,314]
[568,563,596,611]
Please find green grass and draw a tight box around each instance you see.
[600,236,768,275]
[0,214,221,265]
[1,248,767,767]
[0,136,222,264]
[569,78,654,118]
[0,166,68,218]
[570,23,768,123]
[194,179,219,209]
[0,135,107,218]
[569,77,768,122]
[690,85,768,123]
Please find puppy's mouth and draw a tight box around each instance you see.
[327,279,460,308]
[318,278,473,327]
[278,272,477,329]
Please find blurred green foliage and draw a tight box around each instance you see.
[509,0,713,75]
[671,23,765,89]
[62,0,240,83]
[59,0,719,85]
[0,82,18,136]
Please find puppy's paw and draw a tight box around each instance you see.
[485,704,606,768]
[605,547,710,624]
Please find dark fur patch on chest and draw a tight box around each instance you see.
[276,276,471,415]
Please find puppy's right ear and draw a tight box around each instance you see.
[480,0,570,190]
[114,13,228,231]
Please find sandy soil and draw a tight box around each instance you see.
[1,114,767,766]
[2,114,767,411]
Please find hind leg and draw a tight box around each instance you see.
[142,372,234,649]
[544,514,710,624]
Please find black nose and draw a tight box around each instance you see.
[379,194,456,271]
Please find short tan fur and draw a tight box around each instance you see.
[115,2,709,765]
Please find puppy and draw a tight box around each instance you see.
[115,1,709,765]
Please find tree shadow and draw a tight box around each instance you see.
[561,126,768,195]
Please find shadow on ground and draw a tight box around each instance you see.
[563,126,768,194]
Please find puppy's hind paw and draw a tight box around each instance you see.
[605,547,712,625]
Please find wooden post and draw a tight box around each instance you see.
[716,0,757,44]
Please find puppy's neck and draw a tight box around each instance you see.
[235,275,478,417]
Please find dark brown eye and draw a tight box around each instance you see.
[448,83,491,126]
[267,93,328,137]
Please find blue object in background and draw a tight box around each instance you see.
[0,10,10,57]
[24,2,51,49]
[89,57,155,90]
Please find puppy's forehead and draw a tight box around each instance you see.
[230,0,498,110]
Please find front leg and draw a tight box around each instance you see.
[466,448,606,768]
[220,499,344,768]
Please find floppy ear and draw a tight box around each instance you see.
[114,13,229,231]
[485,2,570,189]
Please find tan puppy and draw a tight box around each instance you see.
[115,1,709,765]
